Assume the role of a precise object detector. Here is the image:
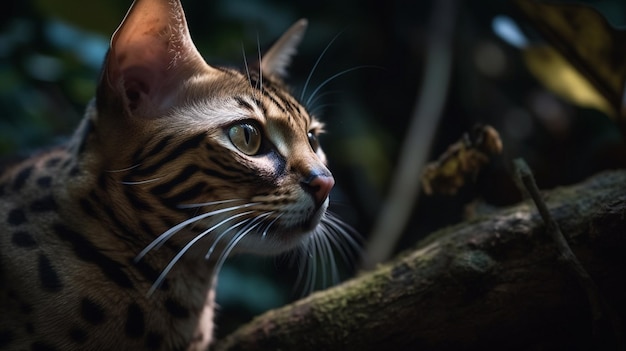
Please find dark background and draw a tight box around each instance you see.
[2,0,625,337]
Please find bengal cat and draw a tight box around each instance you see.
[0,0,356,349]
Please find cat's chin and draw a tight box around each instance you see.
[300,205,326,232]
[274,205,328,247]
[237,205,328,255]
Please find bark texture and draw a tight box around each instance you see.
[213,170,626,351]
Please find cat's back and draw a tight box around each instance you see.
[0,146,80,349]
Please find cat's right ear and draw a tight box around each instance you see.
[261,19,308,79]
[97,0,212,119]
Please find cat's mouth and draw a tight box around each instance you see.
[301,203,326,232]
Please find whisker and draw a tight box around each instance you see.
[286,210,362,297]
[300,30,343,101]
[294,243,308,295]
[241,43,253,88]
[213,213,272,275]
[119,178,162,185]
[296,235,318,296]
[204,216,252,260]
[145,210,254,296]
[306,89,341,111]
[177,199,244,209]
[261,213,281,240]
[257,32,263,91]
[305,65,380,107]
[324,212,363,246]
[322,225,355,268]
[323,213,362,262]
[308,103,338,118]
[105,164,141,173]
[316,234,328,289]
[319,228,340,285]
[305,237,319,295]
[135,202,261,262]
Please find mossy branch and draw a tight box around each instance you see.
[212,170,626,351]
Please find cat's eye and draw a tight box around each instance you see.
[308,131,320,152]
[229,123,261,155]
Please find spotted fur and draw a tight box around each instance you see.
[0,0,356,350]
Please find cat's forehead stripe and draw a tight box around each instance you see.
[243,77,310,130]
[234,96,256,114]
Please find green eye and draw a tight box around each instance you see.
[308,131,320,152]
[229,123,261,155]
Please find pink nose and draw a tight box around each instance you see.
[302,173,335,206]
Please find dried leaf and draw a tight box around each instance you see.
[515,0,626,120]
[422,125,502,196]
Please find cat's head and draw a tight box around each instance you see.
[90,0,336,257]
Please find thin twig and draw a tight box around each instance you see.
[363,0,458,270]
[513,158,623,350]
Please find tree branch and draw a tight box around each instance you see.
[213,170,626,351]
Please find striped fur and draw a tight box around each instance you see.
[0,1,357,350]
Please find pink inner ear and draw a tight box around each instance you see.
[114,39,170,111]
[103,0,208,116]
[121,66,154,111]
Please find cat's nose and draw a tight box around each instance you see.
[301,172,334,206]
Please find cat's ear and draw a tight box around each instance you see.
[98,0,211,118]
[261,19,308,78]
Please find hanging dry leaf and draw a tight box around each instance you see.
[422,125,503,196]
[515,0,626,127]
[523,45,614,117]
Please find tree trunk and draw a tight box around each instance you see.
[212,170,626,351]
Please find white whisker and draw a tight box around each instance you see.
[296,234,318,296]
[135,202,261,262]
[261,213,281,240]
[308,103,338,118]
[324,219,361,267]
[301,31,343,101]
[120,178,162,185]
[257,32,263,91]
[322,225,354,267]
[291,211,361,296]
[324,229,341,285]
[316,234,328,289]
[105,164,141,173]
[145,210,254,296]
[177,199,244,209]
[324,226,342,285]
[213,213,272,275]
[305,237,318,295]
[305,65,377,107]
[241,43,252,88]
[306,89,341,111]
[324,212,362,254]
[204,216,252,260]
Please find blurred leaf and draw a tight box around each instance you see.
[34,0,126,35]
[516,0,626,120]
[523,45,613,117]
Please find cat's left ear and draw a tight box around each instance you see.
[260,19,308,78]
[98,0,212,118]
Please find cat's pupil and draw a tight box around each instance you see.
[243,125,252,144]
[308,132,320,152]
